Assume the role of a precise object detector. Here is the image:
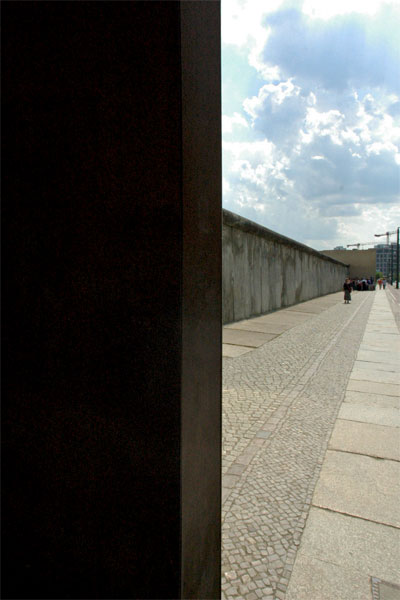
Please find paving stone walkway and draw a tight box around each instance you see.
[222,290,376,600]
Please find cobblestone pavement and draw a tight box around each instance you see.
[222,291,375,600]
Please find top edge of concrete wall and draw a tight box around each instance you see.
[223,209,349,268]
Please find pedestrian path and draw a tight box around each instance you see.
[223,292,345,358]
[222,289,400,600]
[286,289,400,600]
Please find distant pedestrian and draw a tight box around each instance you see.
[378,278,382,289]
[383,279,387,289]
[343,278,352,304]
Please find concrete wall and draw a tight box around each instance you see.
[322,248,376,279]
[223,210,349,324]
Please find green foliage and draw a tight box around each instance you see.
[376,271,384,279]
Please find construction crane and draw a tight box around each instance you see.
[374,230,397,245]
[347,242,377,249]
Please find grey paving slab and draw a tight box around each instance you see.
[350,369,400,385]
[222,344,253,358]
[223,328,277,348]
[224,320,291,335]
[287,507,400,595]
[366,320,400,327]
[347,379,400,397]
[329,419,400,460]
[360,340,400,348]
[361,342,400,353]
[313,450,400,527]
[365,326,398,333]
[256,308,313,320]
[362,327,399,335]
[286,554,371,600]
[344,390,400,409]
[338,402,400,427]
[366,316,398,323]
[361,336,400,350]
[365,329,398,336]
[359,342,400,350]
[373,579,400,600]
[357,349,400,364]
[353,360,399,373]
[285,305,327,314]
[254,315,313,327]
[311,299,343,305]
[367,316,397,320]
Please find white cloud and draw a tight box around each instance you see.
[366,141,398,155]
[302,0,387,20]
[304,108,345,145]
[222,112,249,134]
[222,1,400,248]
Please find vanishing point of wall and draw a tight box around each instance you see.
[223,210,349,324]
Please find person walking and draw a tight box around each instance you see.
[343,278,352,304]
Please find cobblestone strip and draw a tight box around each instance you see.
[222,293,374,600]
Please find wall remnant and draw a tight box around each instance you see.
[223,210,349,324]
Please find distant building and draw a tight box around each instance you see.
[334,245,346,250]
[376,243,398,276]
[321,248,376,279]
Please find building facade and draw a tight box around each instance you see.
[321,248,376,280]
[376,244,398,277]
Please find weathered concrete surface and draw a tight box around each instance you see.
[357,349,400,365]
[338,402,400,427]
[350,368,400,384]
[343,390,399,410]
[347,379,400,397]
[223,209,349,323]
[312,450,400,527]
[353,359,400,373]
[329,420,400,461]
[286,508,399,600]
[223,329,277,348]
[222,344,253,358]
[286,554,372,600]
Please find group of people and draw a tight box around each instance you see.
[377,278,387,290]
[343,277,376,304]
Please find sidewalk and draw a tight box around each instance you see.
[286,289,400,600]
[222,289,400,600]
[223,291,347,358]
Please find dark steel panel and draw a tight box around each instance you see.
[181,3,222,599]
[3,2,221,598]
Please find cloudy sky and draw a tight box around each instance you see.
[222,0,400,250]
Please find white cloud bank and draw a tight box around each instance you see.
[222,0,400,249]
